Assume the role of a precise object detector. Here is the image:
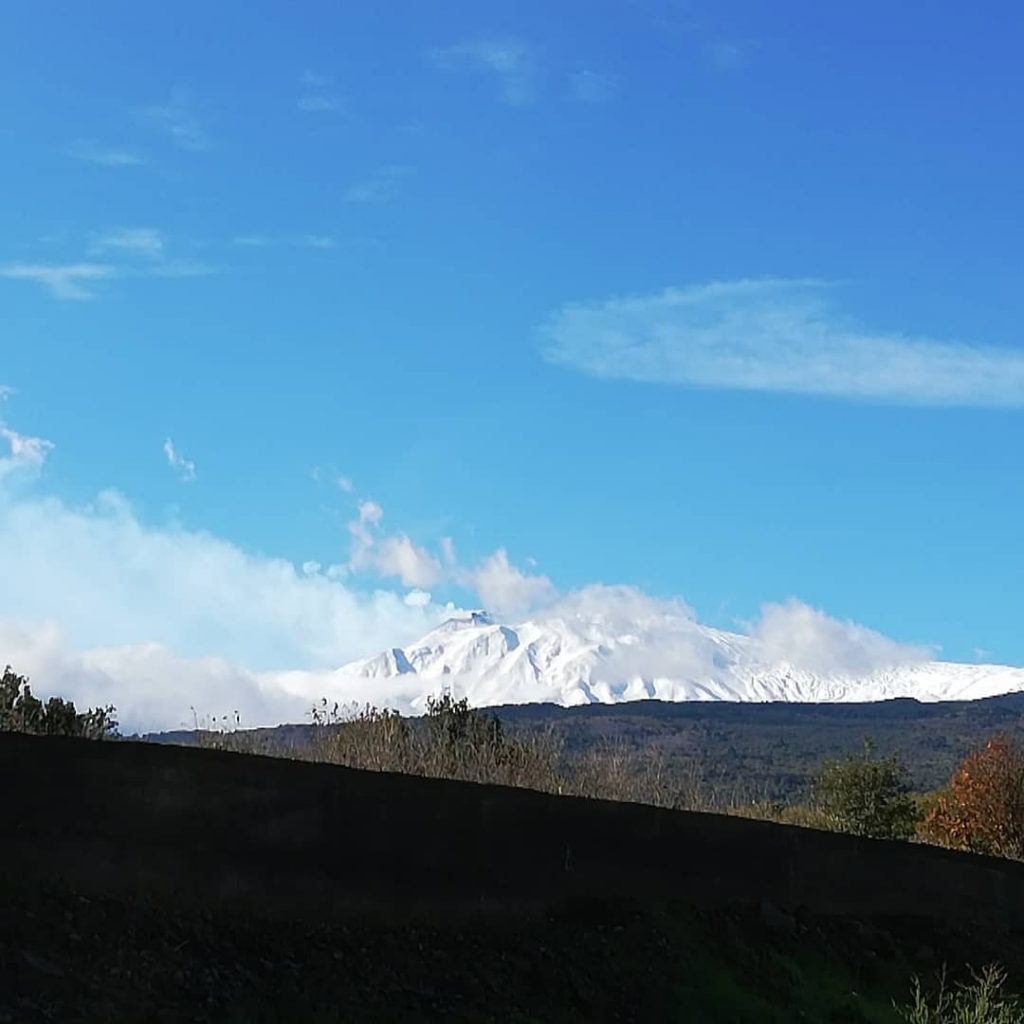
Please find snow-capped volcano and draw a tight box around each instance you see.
[326,599,1024,714]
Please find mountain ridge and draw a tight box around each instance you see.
[326,606,1024,714]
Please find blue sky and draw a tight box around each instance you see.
[1,0,1023,725]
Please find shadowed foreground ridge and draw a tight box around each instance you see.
[7,733,1024,1022]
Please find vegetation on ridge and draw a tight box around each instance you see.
[0,665,118,740]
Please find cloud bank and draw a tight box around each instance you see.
[750,599,933,677]
[0,420,933,733]
[540,279,1024,407]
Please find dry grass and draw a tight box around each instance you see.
[191,696,933,834]
[193,697,731,813]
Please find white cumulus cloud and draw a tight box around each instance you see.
[750,599,932,676]
[347,500,443,588]
[460,549,557,620]
[0,484,451,685]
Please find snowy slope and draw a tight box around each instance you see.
[323,609,1024,714]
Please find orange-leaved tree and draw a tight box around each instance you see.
[917,734,1024,859]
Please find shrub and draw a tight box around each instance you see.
[197,694,719,809]
[0,665,118,739]
[897,964,1024,1023]
[812,738,918,840]
[917,735,1024,859]
[305,694,568,793]
[731,799,834,831]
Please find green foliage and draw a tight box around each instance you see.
[898,965,1024,1023]
[423,693,503,753]
[0,665,118,739]
[812,738,919,840]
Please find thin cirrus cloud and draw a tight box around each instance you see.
[140,92,210,151]
[568,69,616,102]
[231,234,337,248]
[0,262,115,301]
[707,40,753,71]
[67,139,146,167]
[429,37,535,106]
[298,95,339,112]
[162,438,196,483]
[298,71,342,112]
[344,165,413,204]
[1,228,214,301]
[539,278,1024,407]
[89,227,165,260]
[295,234,337,249]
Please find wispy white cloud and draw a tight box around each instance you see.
[0,425,54,479]
[345,165,414,205]
[540,278,1024,407]
[429,37,535,106]
[136,259,216,279]
[0,262,115,300]
[568,69,616,102]
[2,229,215,301]
[310,467,354,491]
[707,40,751,70]
[67,139,146,167]
[89,227,164,261]
[162,438,196,483]
[141,92,210,151]
[295,234,337,249]
[231,234,337,249]
[298,95,339,112]
[297,71,341,113]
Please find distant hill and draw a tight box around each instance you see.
[142,690,1024,801]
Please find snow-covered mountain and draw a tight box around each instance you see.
[325,606,1024,714]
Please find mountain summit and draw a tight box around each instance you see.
[328,601,1024,714]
